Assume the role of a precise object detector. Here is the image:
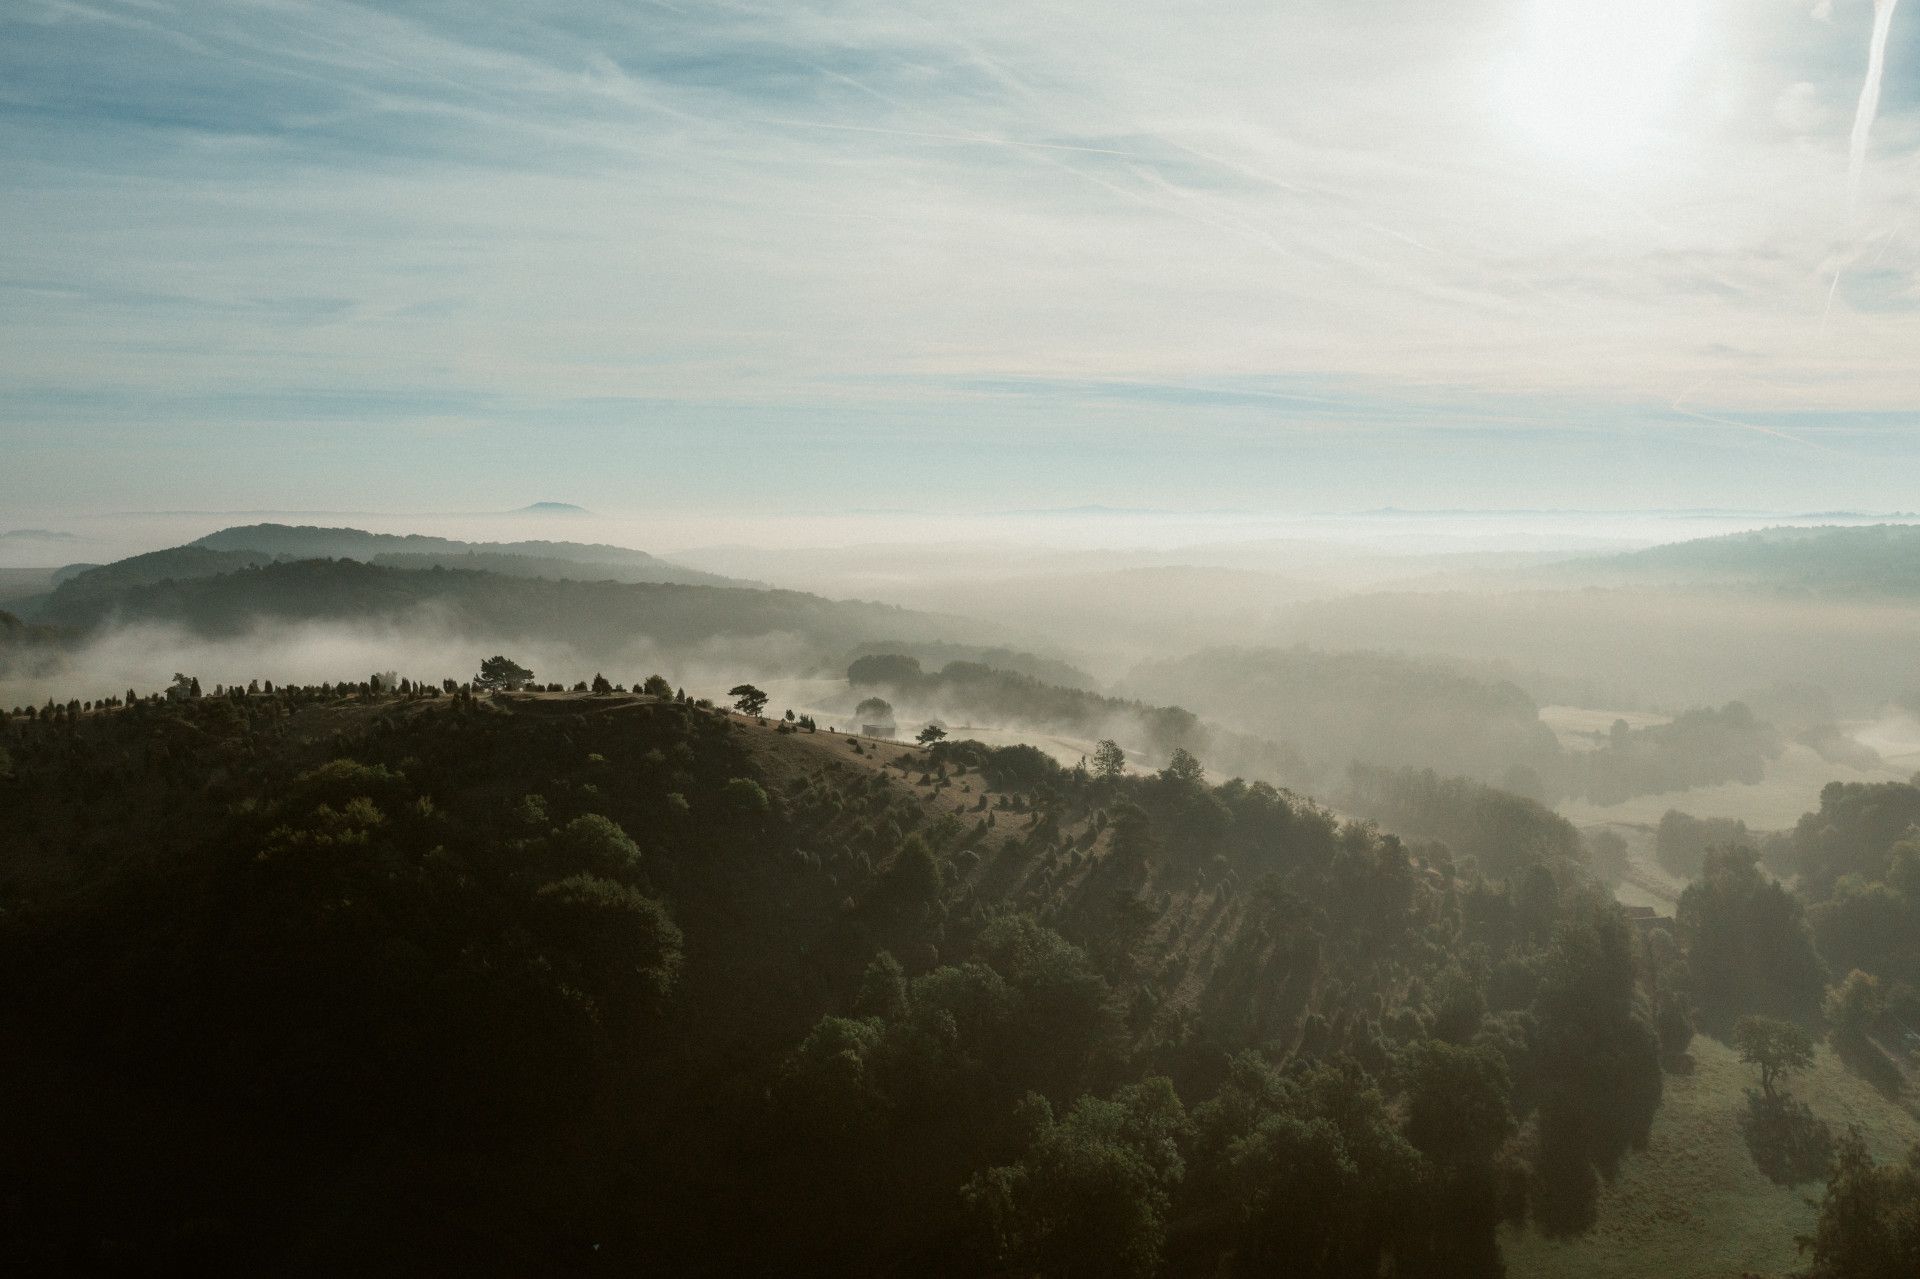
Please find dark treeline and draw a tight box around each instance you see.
[0,684,1678,1275]
[1569,703,1780,806]
[191,522,725,572]
[846,640,1100,691]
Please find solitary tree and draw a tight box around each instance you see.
[642,674,673,698]
[1093,739,1126,779]
[1735,1015,1816,1100]
[916,723,948,746]
[1163,747,1205,785]
[730,684,769,717]
[591,673,613,695]
[475,655,534,691]
[855,696,894,723]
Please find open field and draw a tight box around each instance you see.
[1505,1036,1920,1279]
[1853,709,1920,777]
[1558,739,1910,832]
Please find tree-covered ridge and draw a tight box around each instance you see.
[21,525,753,624]
[363,548,742,587]
[30,556,968,653]
[40,545,280,612]
[191,522,712,571]
[0,686,1667,1274]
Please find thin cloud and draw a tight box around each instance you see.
[0,0,1916,512]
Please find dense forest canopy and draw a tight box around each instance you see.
[1,684,1681,1273]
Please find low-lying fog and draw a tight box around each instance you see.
[9,503,1920,846]
[2,504,1905,574]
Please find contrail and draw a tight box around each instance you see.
[1848,0,1903,213]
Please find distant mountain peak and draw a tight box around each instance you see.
[514,502,590,516]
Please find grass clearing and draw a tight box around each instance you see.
[1504,1035,1920,1279]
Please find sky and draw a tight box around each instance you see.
[2,0,1917,519]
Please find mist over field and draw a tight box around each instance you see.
[12,506,1920,828]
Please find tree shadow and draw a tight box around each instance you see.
[1833,1032,1907,1100]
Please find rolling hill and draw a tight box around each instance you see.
[32,557,982,661]
[190,523,749,586]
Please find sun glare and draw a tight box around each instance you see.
[1499,0,1705,167]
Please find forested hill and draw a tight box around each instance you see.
[15,526,755,631]
[1546,523,1920,596]
[30,557,980,657]
[0,685,1670,1274]
[191,522,744,586]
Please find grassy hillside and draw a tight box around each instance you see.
[1505,1035,1920,1279]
